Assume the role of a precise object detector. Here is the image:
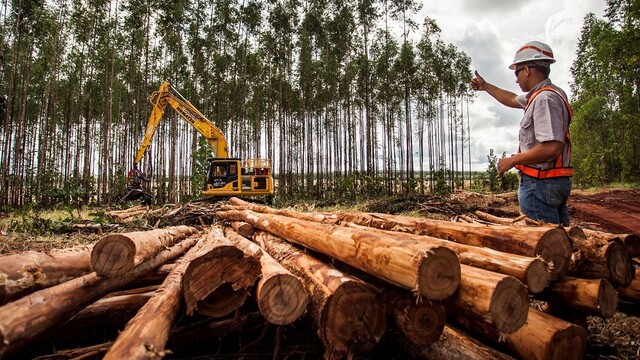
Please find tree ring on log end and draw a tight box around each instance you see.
[321,281,386,355]
[605,242,635,287]
[525,258,550,294]
[91,235,136,277]
[535,229,572,281]
[489,276,528,334]
[597,279,618,318]
[257,273,308,325]
[400,302,445,345]
[548,323,588,360]
[417,247,461,301]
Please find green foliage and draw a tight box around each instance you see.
[432,158,452,195]
[486,149,499,192]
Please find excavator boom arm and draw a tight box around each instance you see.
[134,82,229,164]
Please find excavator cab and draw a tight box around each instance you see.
[203,158,273,198]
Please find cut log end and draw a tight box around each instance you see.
[490,276,529,334]
[91,235,136,277]
[606,242,635,286]
[257,273,308,325]
[547,323,589,360]
[417,247,461,301]
[398,301,446,346]
[597,279,618,318]
[321,282,387,355]
[535,229,572,280]
[525,258,551,294]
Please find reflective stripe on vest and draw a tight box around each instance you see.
[514,86,574,179]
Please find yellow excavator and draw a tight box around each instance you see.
[130,82,274,201]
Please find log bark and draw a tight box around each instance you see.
[569,235,635,286]
[182,226,261,318]
[582,228,640,258]
[449,307,587,360]
[0,244,93,305]
[105,229,223,359]
[342,222,550,294]
[107,205,149,222]
[384,289,445,346]
[225,199,570,281]
[443,265,529,334]
[254,231,387,358]
[0,235,199,357]
[223,227,308,325]
[91,225,197,277]
[546,277,618,318]
[333,212,572,281]
[230,220,255,238]
[216,210,460,301]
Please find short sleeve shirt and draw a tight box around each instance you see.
[515,79,571,170]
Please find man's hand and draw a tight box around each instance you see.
[498,156,515,177]
[471,71,486,91]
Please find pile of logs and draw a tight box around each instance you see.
[0,199,637,360]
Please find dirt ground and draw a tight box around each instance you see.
[569,188,640,235]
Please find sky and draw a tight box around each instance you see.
[414,0,607,171]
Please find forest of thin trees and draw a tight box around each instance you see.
[0,0,474,207]
[2,0,637,209]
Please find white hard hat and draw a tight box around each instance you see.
[509,41,556,69]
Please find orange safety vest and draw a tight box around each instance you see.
[515,86,574,178]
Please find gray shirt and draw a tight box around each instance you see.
[515,79,571,170]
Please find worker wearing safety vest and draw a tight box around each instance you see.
[471,41,572,226]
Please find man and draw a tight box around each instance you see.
[471,41,573,225]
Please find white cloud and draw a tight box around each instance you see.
[413,0,606,171]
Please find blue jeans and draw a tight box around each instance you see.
[518,175,572,226]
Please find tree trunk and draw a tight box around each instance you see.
[618,269,639,303]
[253,230,387,359]
[107,206,149,223]
[181,226,261,318]
[0,244,93,305]
[105,229,219,359]
[216,209,460,301]
[384,289,445,346]
[230,220,255,238]
[453,307,587,360]
[91,225,197,277]
[569,235,635,286]
[443,265,529,334]
[223,227,308,325]
[546,277,618,318]
[0,235,199,357]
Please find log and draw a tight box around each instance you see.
[618,270,640,303]
[0,234,199,357]
[384,289,445,346]
[125,263,176,289]
[230,220,255,238]
[399,325,515,360]
[254,231,387,358]
[91,225,197,277]
[104,230,225,360]
[333,211,572,281]
[223,228,308,325]
[182,226,261,318]
[582,228,640,258]
[108,206,149,222]
[216,210,461,301]
[342,222,550,294]
[546,277,618,318]
[569,235,635,286]
[449,307,587,360]
[225,199,570,281]
[444,265,529,334]
[0,244,93,305]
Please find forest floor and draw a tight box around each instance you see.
[0,187,639,359]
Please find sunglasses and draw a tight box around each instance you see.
[514,66,527,77]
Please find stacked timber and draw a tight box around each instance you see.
[107,205,149,222]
